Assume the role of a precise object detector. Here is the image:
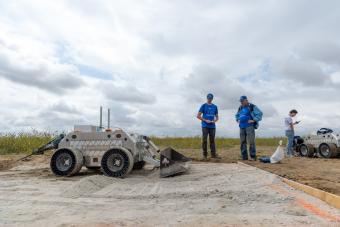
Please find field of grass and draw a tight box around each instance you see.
[0,133,52,155]
[0,132,283,155]
[152,137,283,149]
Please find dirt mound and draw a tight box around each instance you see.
[62,175,116,198]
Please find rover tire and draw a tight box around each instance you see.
[299,144,315,157]
[319,143,338,158]
[51,148,83,176]
[101,149,133,177]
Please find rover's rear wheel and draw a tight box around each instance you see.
[299,144,315,157]
[101,149,133,177]
[319,143,338,158]
[133,161,146,170]
[51,148,83,176]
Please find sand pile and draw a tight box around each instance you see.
[62,175,116,198]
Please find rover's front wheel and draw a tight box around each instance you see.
[101,149,133,177]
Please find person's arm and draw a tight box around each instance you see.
[288,117,294,130]
[293,120,301,125]
[214,106,219,123]
[249,105,263,123]
[235,109,240,124]
[214,115,219,123]
[197,112,203,121]
[197,112,211,123]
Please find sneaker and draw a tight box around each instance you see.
[250,157,257,161]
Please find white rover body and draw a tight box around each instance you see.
[34,108,191,178]
[298,128,340,158]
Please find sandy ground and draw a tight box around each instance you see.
[0,156,340,226]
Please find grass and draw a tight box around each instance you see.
[152,137,283,149]
[0,132,52,155]
[0,132,283,155]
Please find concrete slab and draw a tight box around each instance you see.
[0,163,339,226]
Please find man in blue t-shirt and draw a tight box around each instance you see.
[197,93,220,160]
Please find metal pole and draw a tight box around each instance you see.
[99,106,103,129]
[107,108,111,129]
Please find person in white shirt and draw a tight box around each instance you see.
[284,109,299,157]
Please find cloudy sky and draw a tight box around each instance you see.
[0,0,340,137]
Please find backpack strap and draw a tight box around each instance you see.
[249,103,255,112]
[238,104,255,113]
[238,105,242,112]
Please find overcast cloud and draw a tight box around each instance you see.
[0,0,340,137]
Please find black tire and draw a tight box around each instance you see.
[319,143,338,158]
[101,149,133,177]
[51,148,83,176]
[299,144,315,157]
[133,161,146,170]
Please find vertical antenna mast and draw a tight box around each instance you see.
[99,106,103,129]
[107,108,111,129]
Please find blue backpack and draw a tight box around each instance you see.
[237,103,262,129]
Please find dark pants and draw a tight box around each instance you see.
[202,127,216,157]
[240,126,256,160]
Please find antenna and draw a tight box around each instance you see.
[99,106,103,129]
[107,108,111,129]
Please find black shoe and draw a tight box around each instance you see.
[250,156,257,161]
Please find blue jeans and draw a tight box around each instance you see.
[240,126,256,160]
[285,130,294,156]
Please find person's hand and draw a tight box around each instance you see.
[205,120,213,124]
[237,120,240,124]
[248,120,255,123]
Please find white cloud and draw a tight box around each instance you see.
[1,0,340,137]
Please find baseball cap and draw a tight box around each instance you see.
[207,93,214,100]
[239,95,248,102]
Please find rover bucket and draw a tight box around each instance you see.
[160,147,191,177]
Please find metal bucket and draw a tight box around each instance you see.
[160,147,191,177]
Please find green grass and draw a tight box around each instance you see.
[151,137,283,149]
[0,132,52,155]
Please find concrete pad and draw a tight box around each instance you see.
[0,163,339,226]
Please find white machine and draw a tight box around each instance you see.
[33,107,191,178]
[298,128,340,158]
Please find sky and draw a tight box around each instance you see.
[0,0,340,137]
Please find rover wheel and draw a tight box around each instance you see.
[101,149,133,177]
[299,144,315,157]
[51,148,83,176]
[319,143,338,158]
[133,161,146,170]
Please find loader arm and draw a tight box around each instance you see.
[33,134,65,155]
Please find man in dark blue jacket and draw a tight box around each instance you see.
[197,93,220,160]
[235,96,263,161]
